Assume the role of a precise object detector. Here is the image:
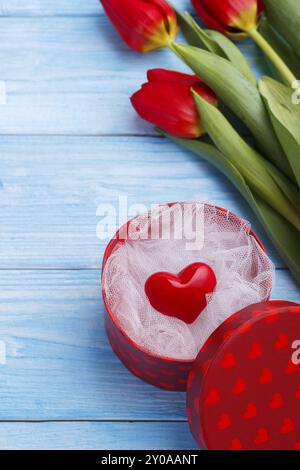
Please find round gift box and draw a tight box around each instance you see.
[102,203,273,392]
[187,300,300,450]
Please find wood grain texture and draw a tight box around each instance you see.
[0,0,191,17]
[0,0,298,451]
[0,269,298,421]
[0,135,284,269]
[0,269,186,420]
[0,16,265,136]
[0,422,197,450]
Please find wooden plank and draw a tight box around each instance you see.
[0,421,197,450]
[0,268,298,421]
[0,0,192,17]
[0,17,265,135]
[0,135,284,268]
[0,269,187,421]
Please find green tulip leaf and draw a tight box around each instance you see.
[192,92,300,232]
[259,17,300,80]
[169,42,293,181]
[263,160,300,212]
[205,29,256,85]
[160,131,300,284]
[174,8,208,51]
[259,76,300,189]
[175,9,256,84]
[264,0,300,60]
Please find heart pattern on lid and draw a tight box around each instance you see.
[187,302,300,450]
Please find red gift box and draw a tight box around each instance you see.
[187,300,300,450]
[102,203,300,449]
[102,203,272,391]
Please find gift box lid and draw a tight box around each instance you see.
[186,300,300,450]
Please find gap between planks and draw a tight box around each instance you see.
[0,134,167,139]
[0,14,103,18]
[0,267,288,271]
[0,419,188,423]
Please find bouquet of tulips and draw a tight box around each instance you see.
[101,0,300,284]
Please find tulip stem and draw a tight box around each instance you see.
[249,27,296,87]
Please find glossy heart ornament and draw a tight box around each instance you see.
[144,263,217,324]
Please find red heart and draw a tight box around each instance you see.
[222,329,235,342]
[296,386,300,400]
[217,413,231,430]
[248,343,263,359]
[221,352,236,369]
[232,378,247,395]
[243,403,257,420]
[229,439,243,450]
[264,312,279,324]
[275,333,289,350]
[145,263,217,324]
[269,393,284,409]
[237,321,252,334]
[280,418,294,434]
[295,443,300,450]
[255,427,269,445]
[259,368,272,384]
[205,388,220,405]
[285,361,298,375]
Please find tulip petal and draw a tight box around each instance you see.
[131,81,204,138]
[192,0,262,38]
[101,0,178,52]
[147,68,200,86]
[191,0,228,34]
[150,0,178,38]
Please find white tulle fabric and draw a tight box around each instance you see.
[103,203,274,360]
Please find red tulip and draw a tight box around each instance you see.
[100,0,178,52]
[131,69,217,138]
[191,0,264,39]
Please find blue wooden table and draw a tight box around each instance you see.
[0,0,299,450]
